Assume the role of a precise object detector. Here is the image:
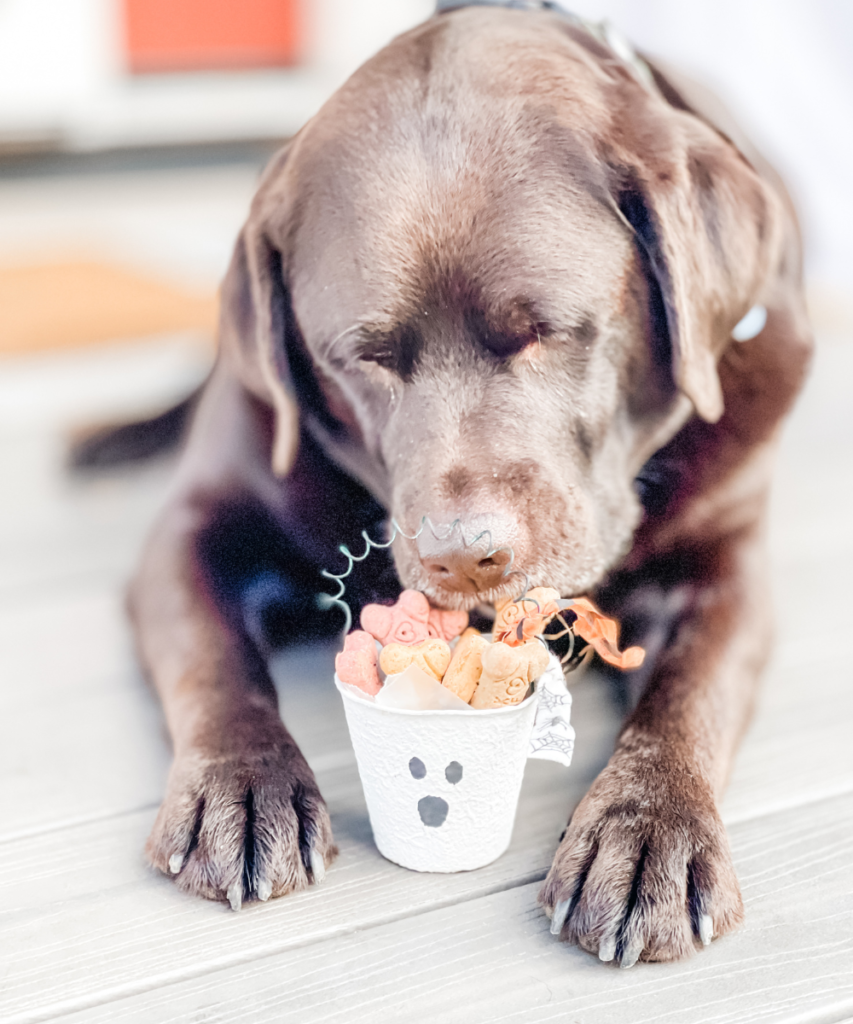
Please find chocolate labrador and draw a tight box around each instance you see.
[122,2,813,966]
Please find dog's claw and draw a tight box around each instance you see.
[598,935,617,962]
[310,847,326,885]
[549,897,572,936]
[257,878,273,902]
[168,853,183,875]
[699,912,714,947]
[619,940,643,969]
[227,881,243,912]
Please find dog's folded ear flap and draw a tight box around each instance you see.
[219,220,300,477]
[613,132,783,423]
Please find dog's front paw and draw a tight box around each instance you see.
[539,746,743,966]
[146,743,336,909]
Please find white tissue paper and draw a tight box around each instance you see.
[376,663,473,711]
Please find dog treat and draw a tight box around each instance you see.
[380,637,452,681]
[335,630,382,695]
[338,588,644,714]
[361,590,433,646]
[361,590,469,647]
[470,640,550,709]
[441,631,490,703]
[568,597,645,670]
[493,587,561,646]
[427,606,469,642]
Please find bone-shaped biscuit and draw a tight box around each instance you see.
[335,630,381,695]
[469,640,550,709]
[441,631,490,703]
[493,587,561,646]
[379,638,452,681]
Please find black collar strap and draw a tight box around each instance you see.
[434,0,658,94]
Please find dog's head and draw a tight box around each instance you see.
[220,9,785,609]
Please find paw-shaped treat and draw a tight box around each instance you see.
[427,607,469,642]
[493,587,561,646]
[361,590,431,646]
[335,630,381,695]
[379,638,452,681]
[442,631,489,703]
[469,640,550,709]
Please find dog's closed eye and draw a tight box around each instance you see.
[358,326,422,380]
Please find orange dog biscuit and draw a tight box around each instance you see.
[379,638,452,681]
[493,587,561,646]
[469,640,550,709]
[441,632,490,703]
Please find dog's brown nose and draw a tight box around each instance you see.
[417,518,515,595]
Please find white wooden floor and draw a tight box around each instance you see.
[1,173,853,1024]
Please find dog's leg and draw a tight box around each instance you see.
[130,364,344,908]
[540,518,772,964]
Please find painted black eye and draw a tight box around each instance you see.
[445,761,463,784]
[409,757,426,779]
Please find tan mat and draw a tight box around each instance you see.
[0,259,218,355]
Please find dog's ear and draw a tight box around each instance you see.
[218,150,300,476]
[611,122,783,423]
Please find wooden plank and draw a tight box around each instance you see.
[2,558,851,839]
[0,692,619,1024]
[40,791,853,1024]
[1,622,852,1022]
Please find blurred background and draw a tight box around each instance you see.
[1,0,851,390]
[1,0,850,375]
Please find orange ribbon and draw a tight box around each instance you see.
[565,597,645,670]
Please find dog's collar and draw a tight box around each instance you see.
[435,0,658,94]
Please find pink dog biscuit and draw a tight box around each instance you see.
[441,631,490,703]
[361,590,431,646]
[335,630,381,696]
[379,638,452,681]
[493,587,561,646]
[469,640,550,709]
[427,607,469,641]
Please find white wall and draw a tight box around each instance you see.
[306,0,434,76]
[0,0,849,289]
[0,0,120,143]
[569,0,853,290]
[0,0,432,148]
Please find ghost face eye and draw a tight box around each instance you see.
[445,761,463,784]
[409,757,426,779]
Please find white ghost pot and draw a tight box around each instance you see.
[334,650,573,872]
